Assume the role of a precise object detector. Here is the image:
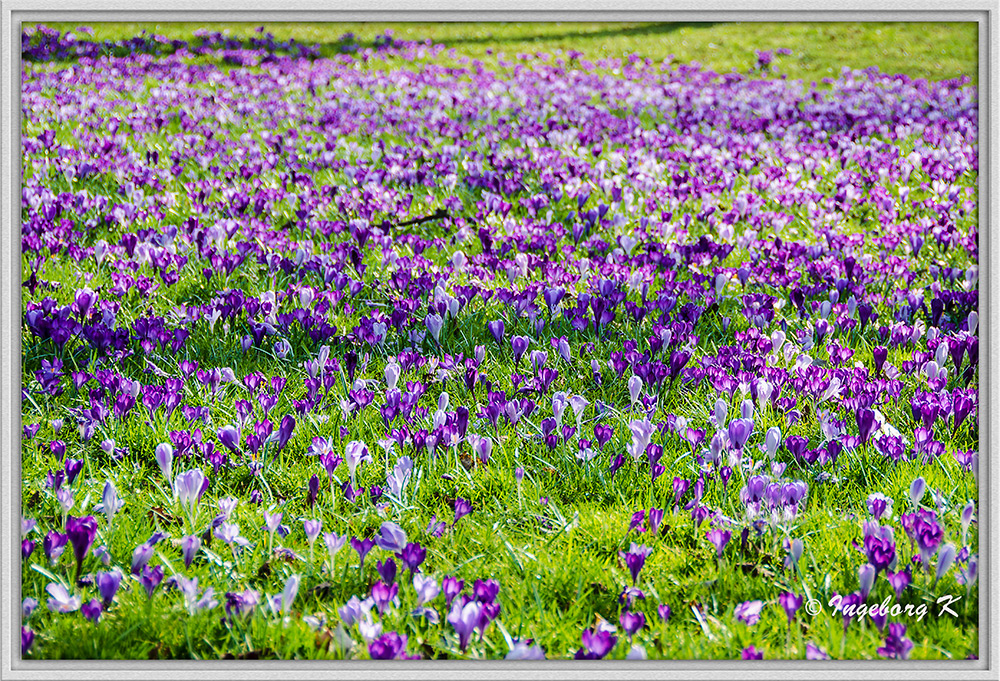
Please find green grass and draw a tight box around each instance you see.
[19,21,978,661]
[36,21,978,84]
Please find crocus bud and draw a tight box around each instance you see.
[909,477,926,508]
[935,544,957,584]
[628,376,643,407]
[154,443,174,482]
[858,563,876,599]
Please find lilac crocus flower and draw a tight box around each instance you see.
[180,535,201,568]
[909,477,926,508]
[303,519,322,546]
[735,599,763,626]
[414,574,440,605]
[506,638,546,660]
[176,576,219,615]
[95,480,124,527]
[425,313,444,342]
[46,583,81,613]
[324,532,348,566]
[935,544,957,584]
[154,442,174,481]
[374,522,407,553]
[345,441,371,485]
[627,418,655,460]
[858,563,876,599]
[173,469,207,517]
[447,598,481,651]
[277,574,300,617]
[215,425,240,456]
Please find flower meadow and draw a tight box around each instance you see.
[19,25,979,661]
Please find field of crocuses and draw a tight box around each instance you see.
[20,24,979,661]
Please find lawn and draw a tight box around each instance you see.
[19,22,979,661]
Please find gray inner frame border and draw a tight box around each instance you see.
[0,4,995,679]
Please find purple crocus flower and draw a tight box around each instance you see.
[95,568,123,606]
[276,414,296,454]
[81,599,102,624]
[371,580,399,616]
[351,537,376,571]
[306,474,320,508]
[806,642,831,660]
[778,591,802,624]
[576,627,618,659]
[620,542,653,584]
[368,631,411,660]
[741,645,764,660]
[473,579,500,603]
[877,623,915,660]
[648,507,664,536]
[43,531,68,563]
[706,528,732,558]
[140,564,164,599]
[511,336,530,363]
[439,576,463,606]
[454,497,472,525]
[855,409,876,445]
[376,559,397,585]
[885,568,912,599]
[396,542,427,574]
[487,319,505,344]
[727,418,754,450]
[21,627,34,655]
[65,515,98,579]
[619,610,645,637]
